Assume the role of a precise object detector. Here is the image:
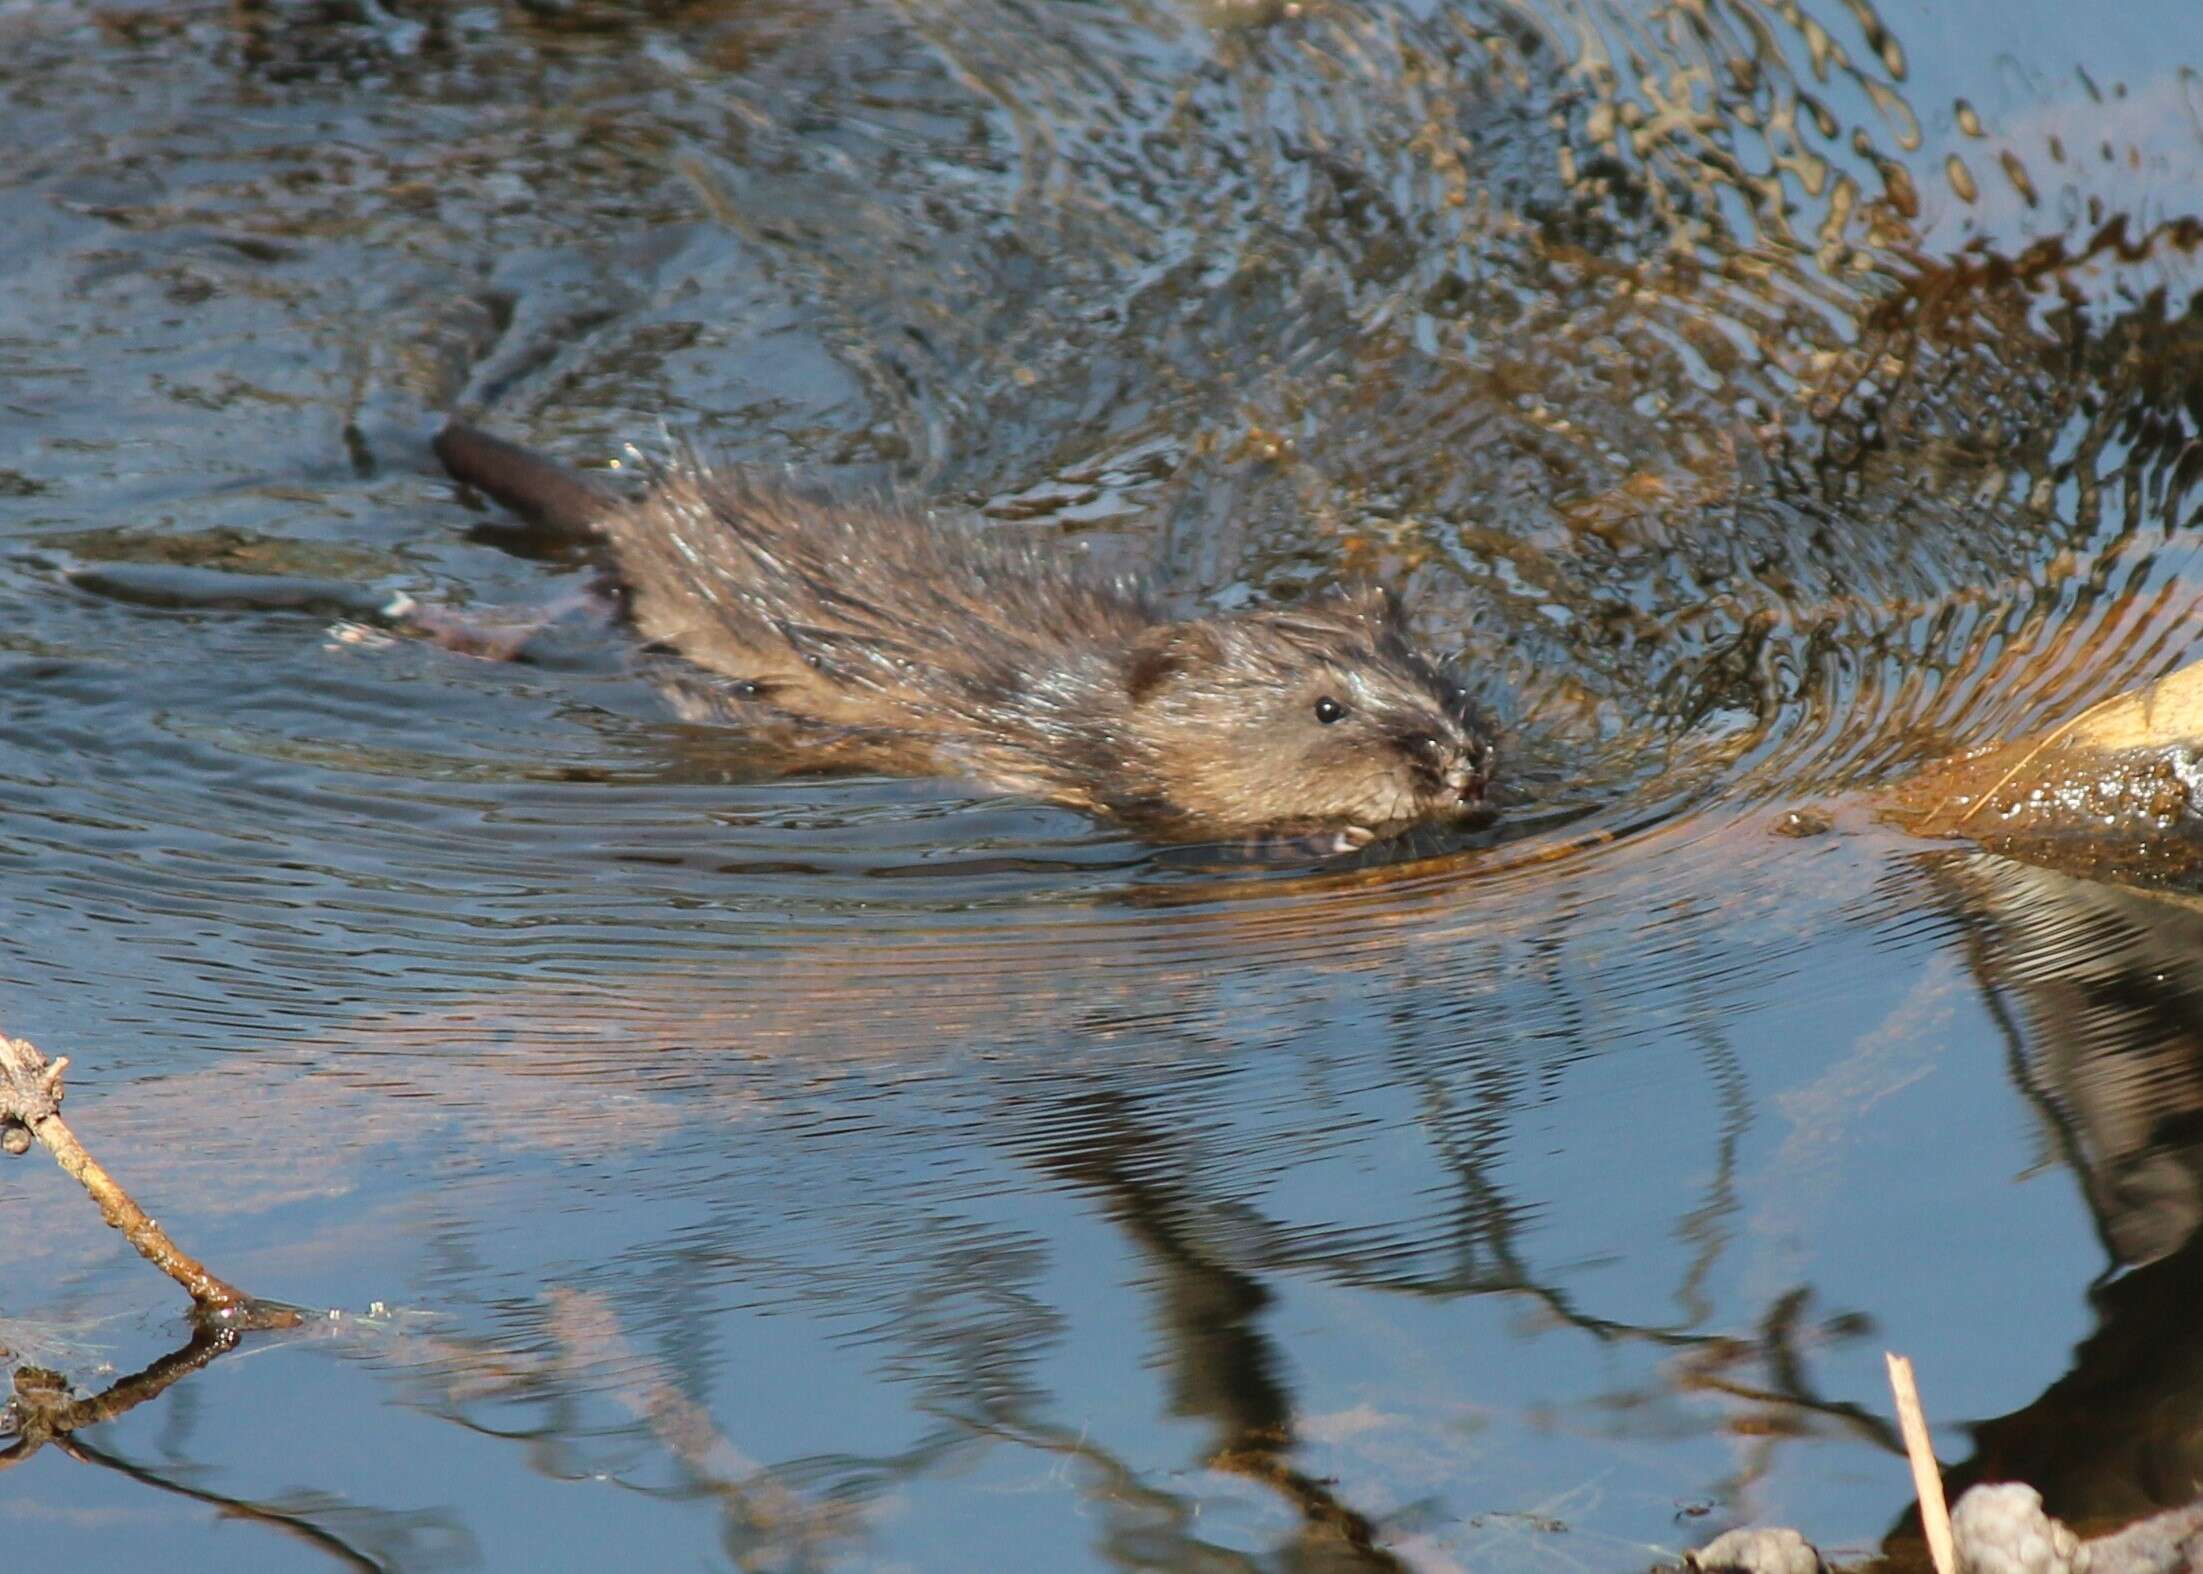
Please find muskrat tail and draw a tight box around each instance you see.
[433,422,619,538]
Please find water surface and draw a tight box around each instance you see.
[3,0,2201,1567]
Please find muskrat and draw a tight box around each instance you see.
[434,423,1495,846]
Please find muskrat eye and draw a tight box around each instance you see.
[1314,696,1345,724]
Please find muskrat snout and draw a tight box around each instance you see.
[1401,724,1493,811]
[1449,733,1494,807]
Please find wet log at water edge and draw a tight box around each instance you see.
[1884,659,2203,885]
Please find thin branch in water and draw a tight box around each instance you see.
[0,1031,296,1329]
[1887,1351,1956,1574]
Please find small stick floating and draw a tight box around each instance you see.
[1886,1351,1956,1574]
[0,1032,296,1328]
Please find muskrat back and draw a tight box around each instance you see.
[435,422,1495,843]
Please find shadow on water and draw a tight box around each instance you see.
[1885,862,2203,1545]
[1,0,2202,1566]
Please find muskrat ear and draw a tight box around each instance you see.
[1308,581,1400,628]
[1126,622,1224,703]
[1338,583,1402,627]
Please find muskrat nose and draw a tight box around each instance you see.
[1443,737,1490,805]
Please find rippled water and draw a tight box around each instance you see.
[2,0,2201,1567]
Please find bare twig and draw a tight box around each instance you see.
[0,1032,295,1328]
[1886,1351,1956,1574]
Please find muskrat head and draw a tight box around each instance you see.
[1121,587,1495,844]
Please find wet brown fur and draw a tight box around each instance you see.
[436,424,1494,842]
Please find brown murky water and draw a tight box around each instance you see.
[2,0,2200,1567]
